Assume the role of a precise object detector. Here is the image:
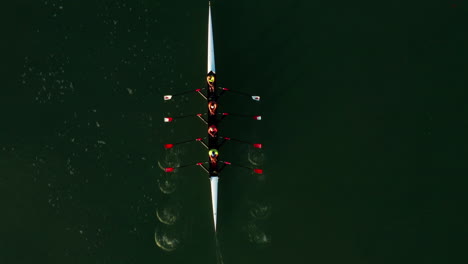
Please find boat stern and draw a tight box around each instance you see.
[210,176,219,231]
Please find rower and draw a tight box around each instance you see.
[208,125,218,137]
[209,149,219,164]
[208,101,217,115]
[207,75,215,92]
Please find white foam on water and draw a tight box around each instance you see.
[154,227,180,252]
[249,202,272,220]
[248,146,265,167]
[156,206,179,225]
[214,235,225,264]
[157,173,177,194]
[246,222,271,247]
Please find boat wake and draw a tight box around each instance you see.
[214,235,225,264]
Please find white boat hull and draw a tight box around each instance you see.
[207,3,216,73]
[210,176,219,231]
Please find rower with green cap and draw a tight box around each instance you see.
[209,149,219,164]
[207,75,215,84]
[207,75,215,92]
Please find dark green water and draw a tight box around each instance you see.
[1,0,466,263]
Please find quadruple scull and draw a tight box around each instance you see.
[162,2,263,232]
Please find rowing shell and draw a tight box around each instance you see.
[162,2,262,234]
[207,1,219,231]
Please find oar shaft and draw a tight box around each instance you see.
[163,88,205,100]
[219,88,260,101]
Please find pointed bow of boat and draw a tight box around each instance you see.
[207,2,216,74]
